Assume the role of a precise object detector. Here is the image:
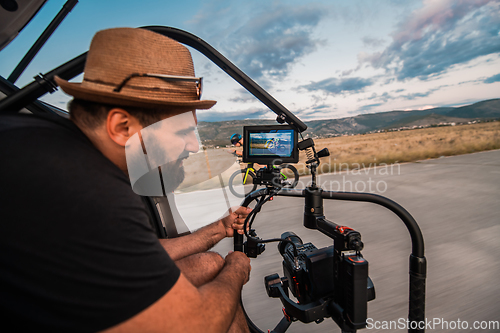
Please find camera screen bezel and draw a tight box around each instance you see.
[242,125,299,164]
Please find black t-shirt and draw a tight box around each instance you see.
[0,113,180,332]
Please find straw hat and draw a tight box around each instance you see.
[55,28,216,109]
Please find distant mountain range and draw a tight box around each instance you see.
[198,98,500,146]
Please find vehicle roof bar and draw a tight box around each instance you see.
[8,0,79,84]
[0,75,61,115]
[7,0,78,83]
[0,53,86,114]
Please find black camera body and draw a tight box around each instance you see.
[273,228,375,330]
[279,232,335,304]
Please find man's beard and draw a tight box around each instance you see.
[161,159,185,193]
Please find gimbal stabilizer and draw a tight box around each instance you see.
[234,138,426,333]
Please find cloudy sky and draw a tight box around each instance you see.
[1,0,499,122]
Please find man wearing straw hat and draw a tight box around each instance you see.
[0,28,251,332]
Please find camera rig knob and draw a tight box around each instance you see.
[244,229,266,258]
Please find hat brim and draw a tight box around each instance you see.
[54,76,217,110]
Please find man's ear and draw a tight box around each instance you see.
[106,108,143,147]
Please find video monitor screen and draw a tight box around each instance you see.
[243,125,298,164]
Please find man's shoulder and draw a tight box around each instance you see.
[0,113,73,132]
[1,112,104,162]
[0,113,92,147]
[0,112,148,240]
[0,112,128,193]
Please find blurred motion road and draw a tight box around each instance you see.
[210,149,500,332]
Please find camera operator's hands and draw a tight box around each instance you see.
[225,251,251,284]
[220,206,252,237]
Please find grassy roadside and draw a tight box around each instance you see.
[293,121,500,176]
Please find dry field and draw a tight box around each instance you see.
[292,121,500,176]
[176,121,499,192]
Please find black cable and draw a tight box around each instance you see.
[247,209,258,232]
[243,191,298,258]
[243,194,265,237]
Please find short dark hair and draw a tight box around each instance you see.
[68,99,185,129]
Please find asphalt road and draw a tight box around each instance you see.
[208,149,500,332]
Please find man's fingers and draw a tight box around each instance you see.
[233,216,250,227]
[232,206,252,215]
[232,221,247,230]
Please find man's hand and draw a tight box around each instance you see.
[225,251,251,285]
[220,206,252,237]
[161,206,252,261]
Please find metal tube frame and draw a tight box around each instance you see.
[7,0,79,84]
[277,188,426,332]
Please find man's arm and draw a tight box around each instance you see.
[159,221,224,261]
[160,206,251,261]
[101,251,250,333]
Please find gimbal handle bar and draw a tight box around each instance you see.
[276,188,426,332]
[234,187,269,251]
[0,26,308,134]
[278,189,424,256]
